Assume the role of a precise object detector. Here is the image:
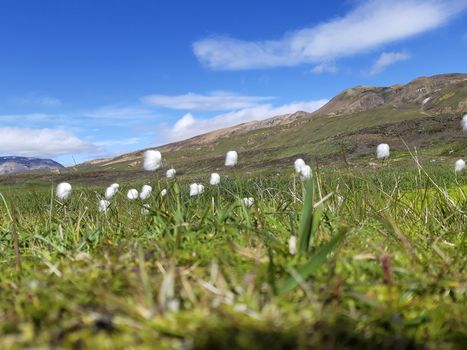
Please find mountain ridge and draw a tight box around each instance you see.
[0,156,64,175]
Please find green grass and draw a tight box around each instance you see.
[0,160,466,349]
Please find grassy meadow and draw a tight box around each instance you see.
[0,159,466,349]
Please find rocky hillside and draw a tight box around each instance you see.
[0,156,63,175]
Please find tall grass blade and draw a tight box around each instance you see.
[279,225,348,294]
[298,177,314,253]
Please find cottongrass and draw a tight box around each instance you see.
[288,236,297,255]
[141,203,150,215]
[105,185,118,200]
[127,189,139,200]
[143,150,162,171]
[190,183,205,196]
[299,165,312,181]
[454,159,465,173]
[210,173,220,185]
[56,182,72,200]
[98,199,110,213]
[376,143,390,159]
[225,151,238,166]
[294,158,306,173]
[161,188,168,197]
[461,114,467,132]
[243,197,254,207]
[166,168,176,179]
[140,185,152,200]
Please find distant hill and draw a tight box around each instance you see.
[1,73,466,185]
[0,156,64,175]
[81,73,466,171]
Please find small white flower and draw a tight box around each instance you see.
[299,165,312,181]
[166,168,176,179]
[376,143,390,159]
[461,114,467,132]
[190,183,204,196]
[56,182,72,200]
[288,236,297,255]
[143,150,162,171]
[225,150,238,166]
[454,159,465,173]
[294,158,306,173]
[139,185,152,200]
[98,199,110,213]
[161,188,167,197]
[243,197,254,207]
[210,172,220,185]
[141,203,150,215]
[127,189,139,200]
[105,186,118,200]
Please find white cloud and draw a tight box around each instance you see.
[369,51,411,75]
[163,99,328,142]
[16,96,62,107]
[193,0,465,70]
[310,62,338,74]
[141,91,274,111]
[85,106,156,119]
[0,127,97,158]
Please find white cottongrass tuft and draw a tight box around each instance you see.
[210,172,220,185]
[243,197,254,207]
[110,183,119,190]
[166,168,176,179]
[376,143,390,159]
[225,150,238,166]
[189,183,205,196]
[56,182,72,200]
[294,158,306,173]
[288,236,297,255]
[98,199,110,213]
[454,159,465,173]
[161,188,168,197]
[299,165,312,181]
[139,185,152,200]
[143,150,162,171]
[105,186,118,200]
[141,204,150,215]
[462,114,467,132]
[127,189,139,200]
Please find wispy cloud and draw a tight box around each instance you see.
[193,0,465,70]
[163,99,328,142]
[310,62,338,74]
[0,127,97,158]
[141,91,274,111]
[85,106,157,119]
[369,51,411,75]
[16,95,62,107]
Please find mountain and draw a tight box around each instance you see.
[0,156,64,175]
[1,73,466,185]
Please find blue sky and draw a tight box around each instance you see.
[0,0,466,165]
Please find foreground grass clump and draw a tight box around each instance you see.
[0,164,466,349]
